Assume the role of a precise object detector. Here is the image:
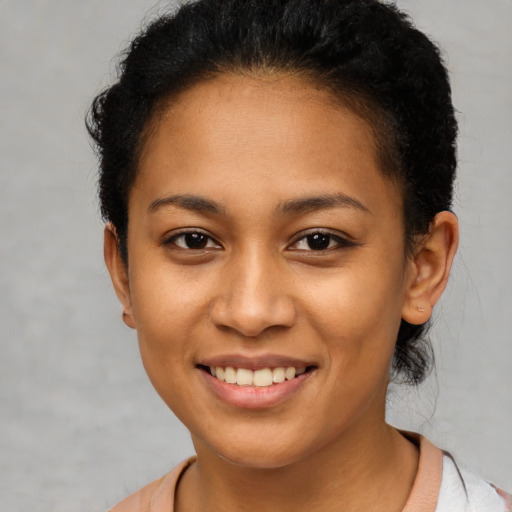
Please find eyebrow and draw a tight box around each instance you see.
[147,192,371,217]
[148,194,225,215]
[277,193,371,215]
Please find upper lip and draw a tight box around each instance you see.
[197,353,316,370]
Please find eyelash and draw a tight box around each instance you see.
[163,229,356,253]
[289,230,356,252]
[164,230,221,250]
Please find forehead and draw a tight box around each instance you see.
[140,73,376,159]
[134,73,402,217]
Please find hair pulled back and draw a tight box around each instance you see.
[87,0,457,386]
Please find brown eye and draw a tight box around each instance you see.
[291,232,341,251]
[289,230,358,253]
[306,233,332,250]
[183,232,208,249]
[168,231,220,250]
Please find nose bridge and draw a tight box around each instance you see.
[210,244,296,337]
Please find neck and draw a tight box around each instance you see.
[176,422,419,512]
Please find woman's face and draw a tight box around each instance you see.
[118,74,416,468]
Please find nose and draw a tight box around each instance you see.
[209,250,297,338]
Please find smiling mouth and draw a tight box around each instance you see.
[198,365,314,387]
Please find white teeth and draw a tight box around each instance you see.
[208,365,309,387]
[224,366,237,384]
[236,368,253,386]
[272,367,285,383]
[253,368,273,387]
[215,367,225,380]
[285,367,296,380]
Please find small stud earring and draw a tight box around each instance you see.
[416,306,425,312]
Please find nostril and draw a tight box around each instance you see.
[209,294,297,338]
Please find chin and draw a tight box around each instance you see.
[192,425,331,470]
[216,446,306,470]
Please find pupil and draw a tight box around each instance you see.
[307,233,330,250]
[185,233,207,249]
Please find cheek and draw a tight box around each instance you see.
[299,259,405,367]
[301,270,404,430]
[130,253,210,324]
[129,268,206,413]
[127,260,207,371]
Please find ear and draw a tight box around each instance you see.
[402,211,459,325]
[103,224,136,329]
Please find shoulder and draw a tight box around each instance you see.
[107,457,196,512]
[400,432,510,512]
[437,452,511,512]
[108,477,164,512]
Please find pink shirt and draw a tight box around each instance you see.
[109,435,511,512]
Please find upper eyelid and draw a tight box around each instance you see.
[162,228,354,248]
[163,228,222,247]
[287,230,360,253]
[164,227,213,237]
[289,229,352,244]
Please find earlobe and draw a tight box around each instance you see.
[402,211,459,325]
[103,224,136,329]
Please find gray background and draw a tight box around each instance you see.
[0,1,511,511]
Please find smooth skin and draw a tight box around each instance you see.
[105,73,459,512]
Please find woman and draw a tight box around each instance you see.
[87,0,511,510]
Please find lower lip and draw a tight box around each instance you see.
[198,369,314,409]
